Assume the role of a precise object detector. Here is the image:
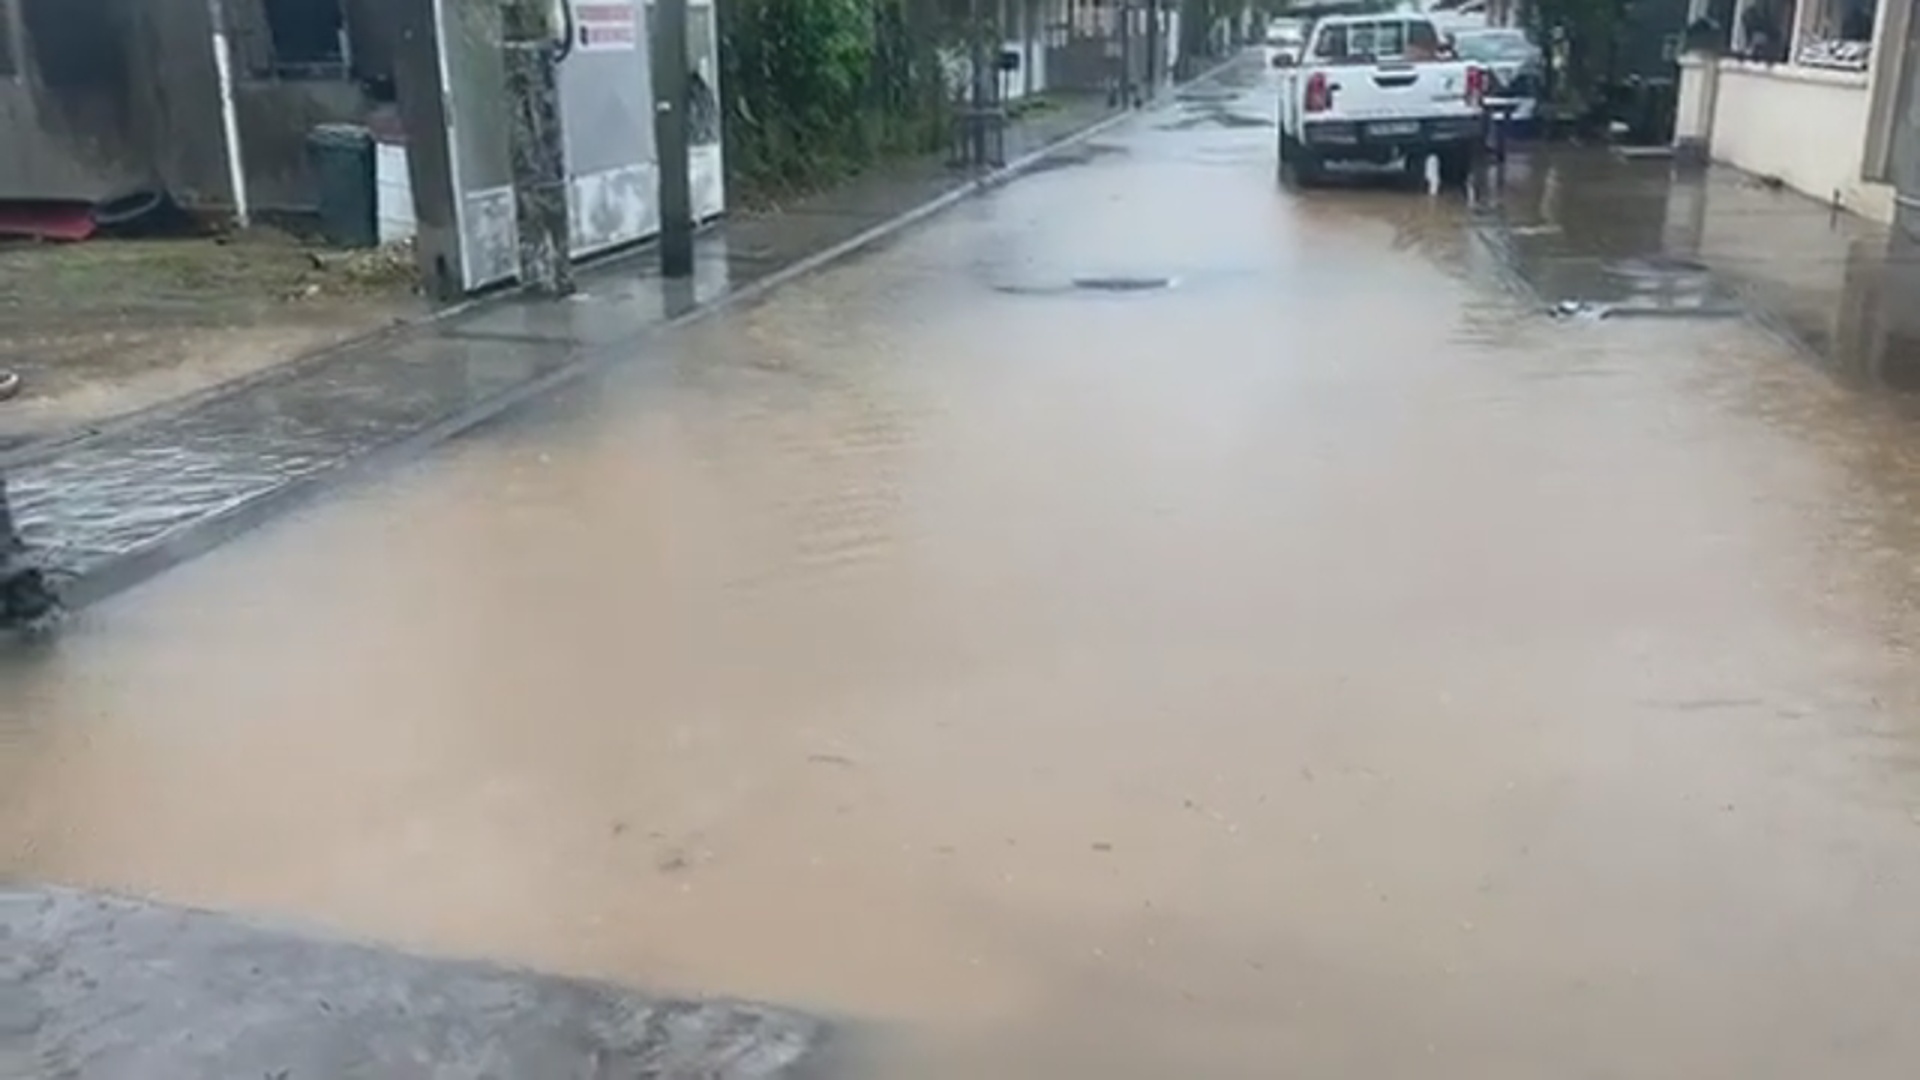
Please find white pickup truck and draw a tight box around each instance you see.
[1275,13,1491,189]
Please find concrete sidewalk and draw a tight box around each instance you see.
[2,887,828,1080]
[1479,147,1920,397]
[1,90,1124,609]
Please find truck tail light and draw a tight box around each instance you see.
[1304,71,1332,114]
[1465,65,1489,107]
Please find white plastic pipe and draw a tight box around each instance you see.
[207,0,251,228]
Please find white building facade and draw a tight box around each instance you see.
[1674,0,1914,222]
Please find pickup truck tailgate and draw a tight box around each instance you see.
[1330,62,1477,121]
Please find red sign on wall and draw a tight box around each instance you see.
[574,1,637,52]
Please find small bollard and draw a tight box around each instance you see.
[1483,101,1518,188]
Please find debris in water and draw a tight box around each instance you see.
[1550,299,1612,320]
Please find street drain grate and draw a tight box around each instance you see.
[1072,276,1174,292]
[1021,142,1128,175]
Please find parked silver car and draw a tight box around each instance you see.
[1450,28,1543,126]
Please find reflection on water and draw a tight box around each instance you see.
[1487,148,1920,396]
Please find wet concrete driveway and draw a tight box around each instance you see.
[9,61,1920,1077]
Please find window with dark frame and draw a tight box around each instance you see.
[260,0,347,77]
[1314,24,1347,60]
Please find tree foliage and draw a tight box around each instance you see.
[717,0,961,203]
[1523,0,1631,109]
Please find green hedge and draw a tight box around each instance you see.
[718,0,963,203]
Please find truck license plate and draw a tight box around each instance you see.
[1368,121,1420,137]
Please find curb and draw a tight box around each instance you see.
[49,55,1254,612]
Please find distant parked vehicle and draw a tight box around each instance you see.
[1275,12,1491,190]
[1265,17,1308,66]
[1450,28,1544,129]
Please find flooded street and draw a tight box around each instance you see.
[10,62,1920,1076]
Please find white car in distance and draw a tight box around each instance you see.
[1265,17,1308,66]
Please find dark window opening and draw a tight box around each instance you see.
[262,0,347,77]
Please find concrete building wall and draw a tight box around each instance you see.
[235,80,375,211]
[1675,0,1908,223]
[0,83,146,201]
[0,0,149,201]
[1708,60,1894,220]
[122,0,229,206]
[1883,0,1920,200]
[0,0,394,210]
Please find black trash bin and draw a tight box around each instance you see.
[306,123,378,249]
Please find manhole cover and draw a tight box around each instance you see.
[1022,142,1127,175]
[1159,112,1273,131]
[1072,276,1174,292]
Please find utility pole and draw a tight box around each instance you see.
[968,0,990,167]
[1145,0,1158,96]
[503,0,573,296]
[654,0,695,278]
[1118,0,1132,108]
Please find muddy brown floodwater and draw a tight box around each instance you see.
[8,66,1920,1077]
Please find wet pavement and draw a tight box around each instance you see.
[1483,147,1920,395]
[3,886,824,1080]
[0,91,1118,607]
[10,57,1920,1078]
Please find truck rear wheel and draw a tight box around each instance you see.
[1281,135,1323,189]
